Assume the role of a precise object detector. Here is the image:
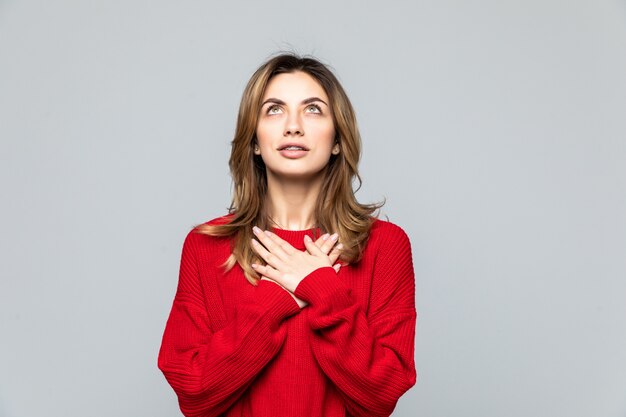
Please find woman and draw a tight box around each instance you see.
[158,53,416,417]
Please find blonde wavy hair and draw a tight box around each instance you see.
[196,52,385,284]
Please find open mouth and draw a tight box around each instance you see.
[278,144,309,151]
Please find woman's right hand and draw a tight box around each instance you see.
[260,232,343,308]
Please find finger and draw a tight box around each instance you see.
[303,234,327,257]
[314,233,330,247]
[333,263,341,273]
[260,276,281,286]
[252,227,291,260]
[264,229,297,256]
[319,232,340,254]
[251,262,281,281]
[251,238,286,271]
[328,242,343,264]
[259,274,284,288]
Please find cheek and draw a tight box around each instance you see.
[310,121,336,144]
[255,122,275,145]
[324,127,337,148]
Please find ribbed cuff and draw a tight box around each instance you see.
[294,266,352,308]
[255,279,301,323]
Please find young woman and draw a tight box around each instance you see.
[158,53,417,417]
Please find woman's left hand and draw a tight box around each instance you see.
[250,226,342,294]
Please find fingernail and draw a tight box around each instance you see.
[253,226,261,235]
[322,233,329,241]
[264,230,272,237]
[304,235,312,242]
[330,233,338,241]
[336,243,343,250]
[251,263,257,268]
[251,239,259,246]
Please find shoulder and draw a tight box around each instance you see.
[184,213,235,248]
[369,217,411,246]
[189,213,235,234]
[364,218,413,263]
[196,213,235,228]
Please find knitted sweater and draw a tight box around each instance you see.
[158,214,417,417]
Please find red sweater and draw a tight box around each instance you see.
[158,215,417,417]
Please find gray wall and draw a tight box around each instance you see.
[1,1,625,416]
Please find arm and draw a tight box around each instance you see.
[294,224,417,417]
[158,230,300,417]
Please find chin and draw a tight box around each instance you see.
[270,168,327,181]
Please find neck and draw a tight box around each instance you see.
[265,172,324,230]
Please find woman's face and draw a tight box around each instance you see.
[255,71,338,181]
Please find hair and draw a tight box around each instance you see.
[195,52,385,284]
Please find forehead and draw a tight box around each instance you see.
[262,71,328,101]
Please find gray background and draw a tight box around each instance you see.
[1,1,625,416]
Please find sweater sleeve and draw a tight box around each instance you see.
[158,230,301,417]
[293,224,417,417]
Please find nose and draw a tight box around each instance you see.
[284,112,303,136]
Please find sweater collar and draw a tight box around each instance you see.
[269,226,322,250]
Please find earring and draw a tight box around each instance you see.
[254,144,260,154]
[332,144,340,154]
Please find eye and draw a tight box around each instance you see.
[267,105,282,115]
[305,104,322,114]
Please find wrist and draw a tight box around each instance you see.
[294,266,347,305]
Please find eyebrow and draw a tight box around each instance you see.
[261,97,329,107]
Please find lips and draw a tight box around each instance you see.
[277,142,309,151]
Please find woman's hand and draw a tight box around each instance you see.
[251,227,343,300]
